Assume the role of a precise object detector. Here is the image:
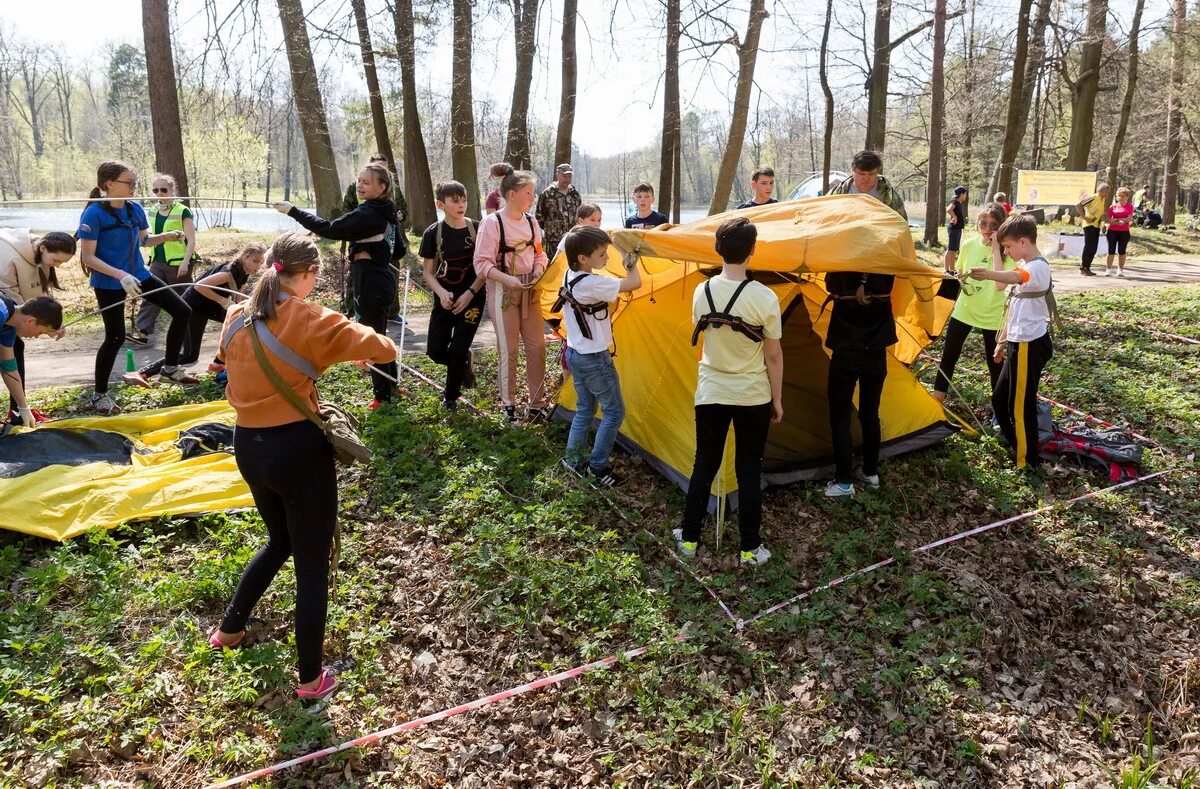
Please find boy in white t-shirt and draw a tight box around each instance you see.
[969,213,1054,469]
[558,226,641,486]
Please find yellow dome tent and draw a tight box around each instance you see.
[537,195,957,495]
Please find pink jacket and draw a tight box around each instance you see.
[473,211,548,280]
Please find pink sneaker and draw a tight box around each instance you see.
[121,372,153,389]
[296,668,339,701]
[208,627,245,649]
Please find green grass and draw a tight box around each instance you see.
[1,284,1198,786]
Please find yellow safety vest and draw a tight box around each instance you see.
[153,201,190,265]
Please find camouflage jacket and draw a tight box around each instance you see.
[535,184,582,255]
[828,174,907,220]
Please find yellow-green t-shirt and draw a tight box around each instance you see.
[692,276,782,406]
[1080,193,1105,228]
[950,236,1017,331]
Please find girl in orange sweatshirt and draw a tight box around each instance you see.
[208,232,396,701]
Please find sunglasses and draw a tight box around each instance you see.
[152,188,171,194]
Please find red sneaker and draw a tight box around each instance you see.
[121,372,153,389]
[29,408,52,424]
[367,399,382,410]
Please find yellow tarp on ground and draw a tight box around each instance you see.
[536,195,955,495]
[0,401,252,541]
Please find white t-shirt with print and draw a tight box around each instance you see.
[561,269,621,355]
[1006,256,1052,343]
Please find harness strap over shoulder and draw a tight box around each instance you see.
[690,278,765,346]
[220,294,320,379]
[435,218,478,280]
[495,214,537,274]
[552,272,609,341]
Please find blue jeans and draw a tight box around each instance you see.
[565,348,625,470]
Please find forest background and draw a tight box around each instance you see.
[0,0,1193,237]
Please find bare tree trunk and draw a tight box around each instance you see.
[283,109,295,202]
[1106,0,1145,187]
[394,0,437,230]
[864,0,893,153]
[819,0,834,193]
[672,120,682,222]
[504,0,538,169]
[708,0,768,215]
[276,0,342,216]
[451,0,481,216]
[923,0,947,245]
[51,55,73,145]
[1164,0,1186,224]
[989,0,1032,197]
[142,0,188,197]
[658,0,681,215]
[1065,0,1109,170]
[352,0,397,173]
[19,61,45,157]
[553,0,578,167]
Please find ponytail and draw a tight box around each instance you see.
[489,162,536,204]
[91,161,133,200]
[247,232,320,321]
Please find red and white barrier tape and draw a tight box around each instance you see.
[737,467,1183,629]
[205,633,687,788]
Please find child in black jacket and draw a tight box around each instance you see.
[275,164,400,407]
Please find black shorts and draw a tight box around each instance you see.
[947,226,963,252]
[1106,229,1131,255]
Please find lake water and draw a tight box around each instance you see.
[0,199,709,234]
[0,200,920,234]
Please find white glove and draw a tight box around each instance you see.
[273,201,294,214]
[120,274,142,297]
[18,407,34,428]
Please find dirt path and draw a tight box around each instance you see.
[24,307,498,392]
[24,255,1200,392]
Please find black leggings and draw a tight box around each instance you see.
[353,263,398,402]
[680,402,771,551]
[138,295,226,376]
[220,420,337,684]
[828,348,888,484]
[8,337,23,413]
[1081,226,1100,271]
[426,289,486,401]
[1107,229,1131,255]
[934,316,1002,396]
[94,278,191,392]
[992,334,1053,469]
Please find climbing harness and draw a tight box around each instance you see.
[433,218,478,287]
[552,272,610,342]
[690,279,765,346]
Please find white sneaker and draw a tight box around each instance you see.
[739,544,771,566]
[824,481,855,498]
[1099,268,1110,277]
[671,528,697,558]
[1117,269,1126,278]
[854,467,881,488]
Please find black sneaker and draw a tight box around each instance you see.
[126,330,150,345]
[442,398,458,412]
[527,407,549,422]
[504,406,516,423]
[587,464,626,487]
[561,457,587,476]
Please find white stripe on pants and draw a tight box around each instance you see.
[488,280,547,407]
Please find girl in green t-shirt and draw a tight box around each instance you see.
[933,203,1014,404]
